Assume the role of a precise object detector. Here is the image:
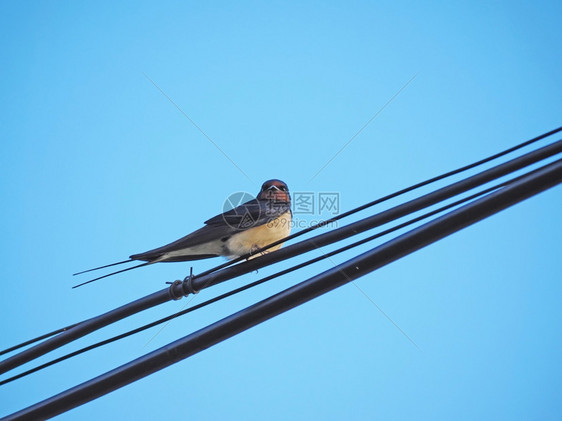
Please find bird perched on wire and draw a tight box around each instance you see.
[73,179,292,288]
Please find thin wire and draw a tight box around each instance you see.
[142,295,197,348]
[0,324,79,357]
[351,281,421,350]
[0,180,514,386]
[308,73,418,183]
[143,73,253,183]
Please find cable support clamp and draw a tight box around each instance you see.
[182,267,199,295]
[168,280,183,300]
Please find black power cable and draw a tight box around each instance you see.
[1,137,561,376]
[4,158,560,421]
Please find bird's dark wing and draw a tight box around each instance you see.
[130,199,291,262]
[204,198,291,228]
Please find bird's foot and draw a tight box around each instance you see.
[247,245,270,260]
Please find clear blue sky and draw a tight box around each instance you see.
[1,1,561,419]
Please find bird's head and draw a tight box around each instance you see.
[257,179,290,203]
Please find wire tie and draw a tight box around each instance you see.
[168,280,183,300]
[183,267,199,295]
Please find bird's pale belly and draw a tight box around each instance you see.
[225,211,292,258]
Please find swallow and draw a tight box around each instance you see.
[73,179,292,287]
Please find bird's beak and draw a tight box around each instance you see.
[260,185,289,203]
